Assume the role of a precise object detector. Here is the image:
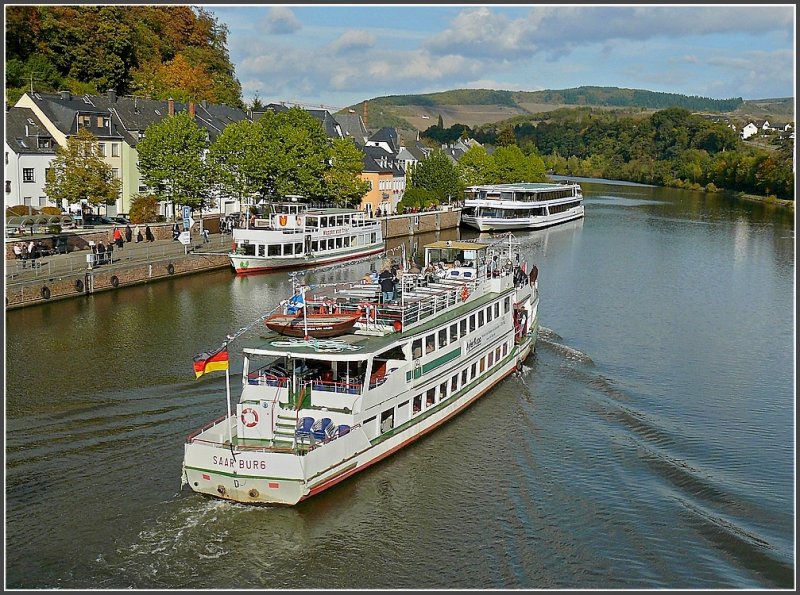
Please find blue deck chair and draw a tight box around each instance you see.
[311,417,332,441]
[295,417,314,440]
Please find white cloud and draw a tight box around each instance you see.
[264,7,301,35]
[329,30,376,54]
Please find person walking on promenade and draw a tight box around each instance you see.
[202,228,210,243]
[113,226,124,249]
[145,225,155,242]
[172,223,180,240]
[125,224,132,243]
[135,224,142,243]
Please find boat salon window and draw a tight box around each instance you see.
[380,409,394,433]
[496,346,501,362]
[413,394,422,413]
[268,244,281,256]
[478,311,485,327]
[311,241,318,251]
[306,217,318,228]
[460,319,467,337]
[480,357,486,373]
[426,334,435,353]
[328,239,336,250]
[503,343,508,357]
[469,314,476,333]
[471,362,477,380]
[486,306,492,322]
[451,374,458,393]
[336,237,343,249]
[319,217,329,228]
[258,245,266,257]
[440,382,447,401]
[412,339,422,359]
[438,328,447,348]
[500,191,513,200]
[240,243,256,256]
[494,303,500,318]
[449,324,458,344]
[426,388,436,407]
[488,352,494,367]
[295,242,303,254]
[370,232,376,243]
[461,369,468,386]
[504,297,510,314]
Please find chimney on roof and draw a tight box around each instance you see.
[189,101,196,118]
[108,89,116,103]
[168,97,174,116]
[59,90,71,101]
[363,101,368,129]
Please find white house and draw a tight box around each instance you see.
[740,122,759,140]
[4,106,58,210]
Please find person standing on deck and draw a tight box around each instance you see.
[379,266,396,303]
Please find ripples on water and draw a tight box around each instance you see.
[5,186,794,589]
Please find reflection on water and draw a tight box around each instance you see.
[5,181,794,589]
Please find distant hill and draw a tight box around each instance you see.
[346,86,793,131]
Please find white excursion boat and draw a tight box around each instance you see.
[460,181,584,232]
[229,202,384,274]
[182,235,540,505]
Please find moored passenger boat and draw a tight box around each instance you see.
[461,181,584,232]
[229,201,384,274]
[182,235,539,505]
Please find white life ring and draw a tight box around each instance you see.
[241,407,259,428]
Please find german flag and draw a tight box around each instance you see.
[193,347,229,378]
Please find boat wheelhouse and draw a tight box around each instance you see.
[182,235,540,505]
[230,202,384,274]
[460,181,584,232]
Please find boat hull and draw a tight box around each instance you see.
[461,207,584,232]
[182,342,529,506]
[229,245,384,275]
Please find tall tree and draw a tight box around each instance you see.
[322,138,371,207]
[44,128,121,212]
[410,149,463,203]
[136,111,210,213]
[457,145,496,186]
[492,145,546,183]
[207,118,269,208]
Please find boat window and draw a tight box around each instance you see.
[451,375,458,392]
[426,388,435,407]
[460,319,467,336]
[486,306,492,322]
[370,232,376,243]
[413,394,422,413]
[311,241,318,251]
[469,314,476,333]
[240,243,255,256]
[478,311,484,327]
[380,409,394,433]
[337,215,345,226]
[504,297,510,314]
[377,345,406,361]
[295,242,303,254]
[471,362,477,380]
[306,217,318,228]
[496,346,501,361]
[461,368,468,386]
[268,244,280,256]
[344,236,350,247]
[438,328,447,348]
[426,334,435,353]
[439,382,447,401]
[412,339,422,359]
[319,217,328,228]
[329,239,336,250]
[449,324,458,344]
[494,303,500,318]
[336,237,343,249]
[503,343,508,357]
[258,244,265,257]
[488,352,494,367]
[480,357,485,373]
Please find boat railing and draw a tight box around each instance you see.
[401,279,479,328]
[185,414,228,443]
[304,379,362,394]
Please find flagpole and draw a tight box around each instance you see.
[224,340,233,444]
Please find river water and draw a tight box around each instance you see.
[5,180,795,589]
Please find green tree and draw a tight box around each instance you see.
[44,128,121,211]
[410,149,463,203]
[496,125,517,147]
[492,145,546,183]
[457,145,496,186]
[128,193,160,223]
[207,119,268,208]
[397,186,437,211]
[323,138,371,207]
[136,111,209,214]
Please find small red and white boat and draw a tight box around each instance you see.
[265,311,361,338]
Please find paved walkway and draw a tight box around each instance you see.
[6,231,231,285]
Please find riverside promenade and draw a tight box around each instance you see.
[5,227,231,309]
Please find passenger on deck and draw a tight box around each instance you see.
[286,289,305,315]
[379,267,396,303]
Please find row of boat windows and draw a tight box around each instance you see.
[306,215,369,228]
[238,232,379,257]
[468,189,577,201]
[410,297,510,358]
[366,339,512,435]
[473,200,581,219]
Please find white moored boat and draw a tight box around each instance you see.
[460,181,584,232]
[182,234,540,505]
[229,202,384,274]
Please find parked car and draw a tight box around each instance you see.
[83,214,116,226]
[109,215,131,225]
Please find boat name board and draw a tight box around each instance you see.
[465,323,506,356]
[321,228,350,237]
[212,455,268,470]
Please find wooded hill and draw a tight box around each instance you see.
[5,5,243,108]
[347,87,793,131]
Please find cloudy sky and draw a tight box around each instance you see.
[209,4,796,110]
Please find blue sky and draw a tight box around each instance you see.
[208,4,796,110]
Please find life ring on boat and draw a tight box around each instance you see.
[167,263,175,275]
[460,285,469,301]
[393,320,402,332]
[241,407,259,428]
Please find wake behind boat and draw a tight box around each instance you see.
[182,234,539,505]
[460,181,584,232]
[230,201,384,274]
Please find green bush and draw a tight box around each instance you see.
[46,224,62,234]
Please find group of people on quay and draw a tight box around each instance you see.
[11,239,52,267]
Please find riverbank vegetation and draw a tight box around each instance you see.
[423,107,794,201]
